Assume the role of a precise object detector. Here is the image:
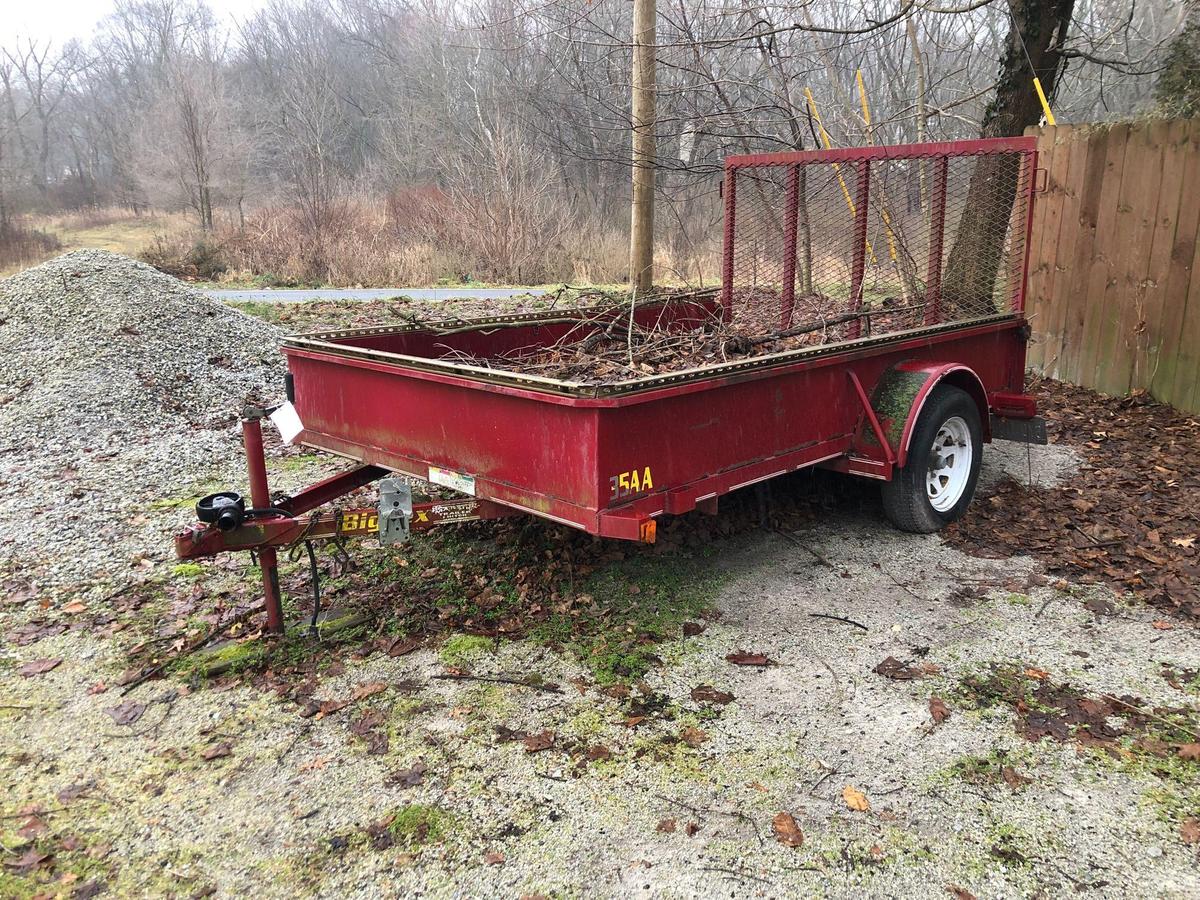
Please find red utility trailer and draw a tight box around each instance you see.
[177,136,1046,632]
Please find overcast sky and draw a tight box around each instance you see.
[1,0,267,46]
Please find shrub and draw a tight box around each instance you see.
[139,232,228,280]
[0,220,62,272]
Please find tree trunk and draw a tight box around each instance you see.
[629,0,656,292]
[940,0,1074,319]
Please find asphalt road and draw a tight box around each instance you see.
[205,287,548,303]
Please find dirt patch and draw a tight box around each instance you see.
[947,379,1200,621]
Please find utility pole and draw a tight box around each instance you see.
[629,0,656,293]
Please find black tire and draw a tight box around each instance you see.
[881,385,983,534]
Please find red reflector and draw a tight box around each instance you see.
[990,391,1037,419]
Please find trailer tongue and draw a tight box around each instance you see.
[175,136,1046,633]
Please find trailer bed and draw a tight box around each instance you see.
[281,302,1029,540]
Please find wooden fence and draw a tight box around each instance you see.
[1024,121,1200,413]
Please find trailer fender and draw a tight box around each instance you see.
[867,362,990,469]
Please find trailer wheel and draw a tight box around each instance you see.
[881,385,982,534]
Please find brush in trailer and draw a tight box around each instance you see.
[175,137,1047,633]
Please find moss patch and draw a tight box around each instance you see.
[438,634,495,667]
[531,552,726,683]
[387,804,452,847]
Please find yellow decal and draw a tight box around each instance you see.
[610,467,654,500]
[340,511,378,532]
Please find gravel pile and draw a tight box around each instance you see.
[0,250,286,593]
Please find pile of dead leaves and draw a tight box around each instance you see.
[946,379,1200,621]
[958,663,1199,763]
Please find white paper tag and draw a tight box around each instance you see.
[269,401,304,445]
[428,466,476,495]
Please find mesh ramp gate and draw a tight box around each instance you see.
[719,137,1038,344]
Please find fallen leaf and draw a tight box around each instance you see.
[351,681,388,702]
[1152,621,1175,630]
[655,818,676,833]
[1181,818,1200,845]
[1023,667,1051,680]
[62,600,87,614]
[1171,535,1196,548]
[298,755,331,772]
[946,886,977,900]
[72,879,107,900]
[680,726,708,748]
[385,760,427,788]
[18,657,61,677]
[684,821,700,836]
[690,685,734,705]
[522,730,555,753]
[873,656,919,680]
[1177,743,1200,761]
[365,819,395,851]
[1000,766,1033,789]
[484,850,505,865]
[624,715,647,728]
[87,682,108,695]
[57,780,95,803]
[842,785,870,812]
[585,745,612,762]
[16,815,47,838]
[4,849,49,873]
[104,700,146,726]
[682,621,705,637]
[350,709,390,756]
[725,650,774,667]
[201,742,232,761]
[386,636,422,657]
[771,811,804,848]
[929,696,950,725]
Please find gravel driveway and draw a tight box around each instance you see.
[3,439,1198,899]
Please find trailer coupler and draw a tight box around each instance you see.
[174,413,513,634]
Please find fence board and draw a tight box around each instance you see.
[1136,121,1191,393]
[1054,126,1107,381]
[1150,121,1200,406]
[1045,129,1091,379]
[1025,124,1058,369]
[1026,121,1200,414]
[1177,204,1200,412]
[1026,126,1065,370]
[1095,122,1166,396]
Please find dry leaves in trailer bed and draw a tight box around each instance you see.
[946,380,1200,621]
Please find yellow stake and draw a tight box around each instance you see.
[804,87,877,265]
[1033,77,1057,126]
[854,72,899,264]
[856,69,871,136]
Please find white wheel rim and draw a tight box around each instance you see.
[926,416,973,512]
